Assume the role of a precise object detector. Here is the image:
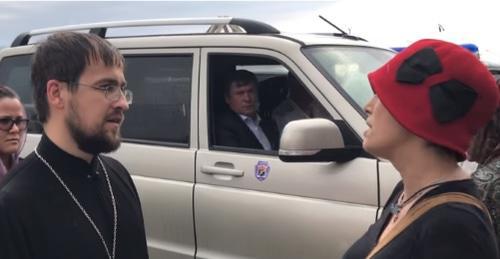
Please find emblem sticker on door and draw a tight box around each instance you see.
[255,161,270,181]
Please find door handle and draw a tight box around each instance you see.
[201,165,244,177]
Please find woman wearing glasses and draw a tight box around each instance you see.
[0,84,28,182]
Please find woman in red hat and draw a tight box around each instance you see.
[343,39,499,258]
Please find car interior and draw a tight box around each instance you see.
[207,54,361,151]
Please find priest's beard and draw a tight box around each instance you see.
[66,102,122,155]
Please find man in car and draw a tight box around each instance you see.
[215,69,279,150]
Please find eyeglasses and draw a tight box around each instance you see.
[0,116,29,132]
[71,81,133,105]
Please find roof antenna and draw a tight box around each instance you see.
[438,24,445,32]
[318,15,366,41]
[319,15,347,35]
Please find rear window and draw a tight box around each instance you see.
[0,54,42,133]
[122,55,193,146]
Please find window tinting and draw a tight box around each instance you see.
[122,55,192,145]
[0,54,42,133]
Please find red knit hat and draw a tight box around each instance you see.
[368,39,499,160]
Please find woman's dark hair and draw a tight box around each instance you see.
[0,84,20,100]
[468,108,500,164]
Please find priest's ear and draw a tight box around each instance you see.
[46,79,68,109]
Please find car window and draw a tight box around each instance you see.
[208,53,360,153]
[236,64,288,81]
[303,46,395,113]
[122,55,192,146]
[0,54,43,133]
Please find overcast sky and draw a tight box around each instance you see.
[1,0,499,63]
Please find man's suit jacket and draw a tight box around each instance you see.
[215,111,280,150]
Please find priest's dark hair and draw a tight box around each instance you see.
[31,31,124,123]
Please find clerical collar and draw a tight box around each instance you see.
[37,134,100,178]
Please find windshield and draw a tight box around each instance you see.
[303,46,395,113]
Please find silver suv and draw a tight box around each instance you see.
[0,17,400,259]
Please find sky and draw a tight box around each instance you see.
[0,0,499,64]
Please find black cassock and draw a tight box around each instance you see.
[0,134,149,259]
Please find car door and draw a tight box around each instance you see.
[109,48,200,259]
[194,48,379,259]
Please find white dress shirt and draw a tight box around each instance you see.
[239,114,272,151]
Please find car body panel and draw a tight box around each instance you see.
[0,22,402,259]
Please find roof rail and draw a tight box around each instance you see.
[11,17,280,47]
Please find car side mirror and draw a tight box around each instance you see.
[278,118,363,163]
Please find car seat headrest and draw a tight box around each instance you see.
[258,76,289,116]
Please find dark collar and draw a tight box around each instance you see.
[424,178,478,197]
[37,134,100,179]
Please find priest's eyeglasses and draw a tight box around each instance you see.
[70,81,133,105]
[0,116,29,131]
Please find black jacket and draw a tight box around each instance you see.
[215,110,280,150]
